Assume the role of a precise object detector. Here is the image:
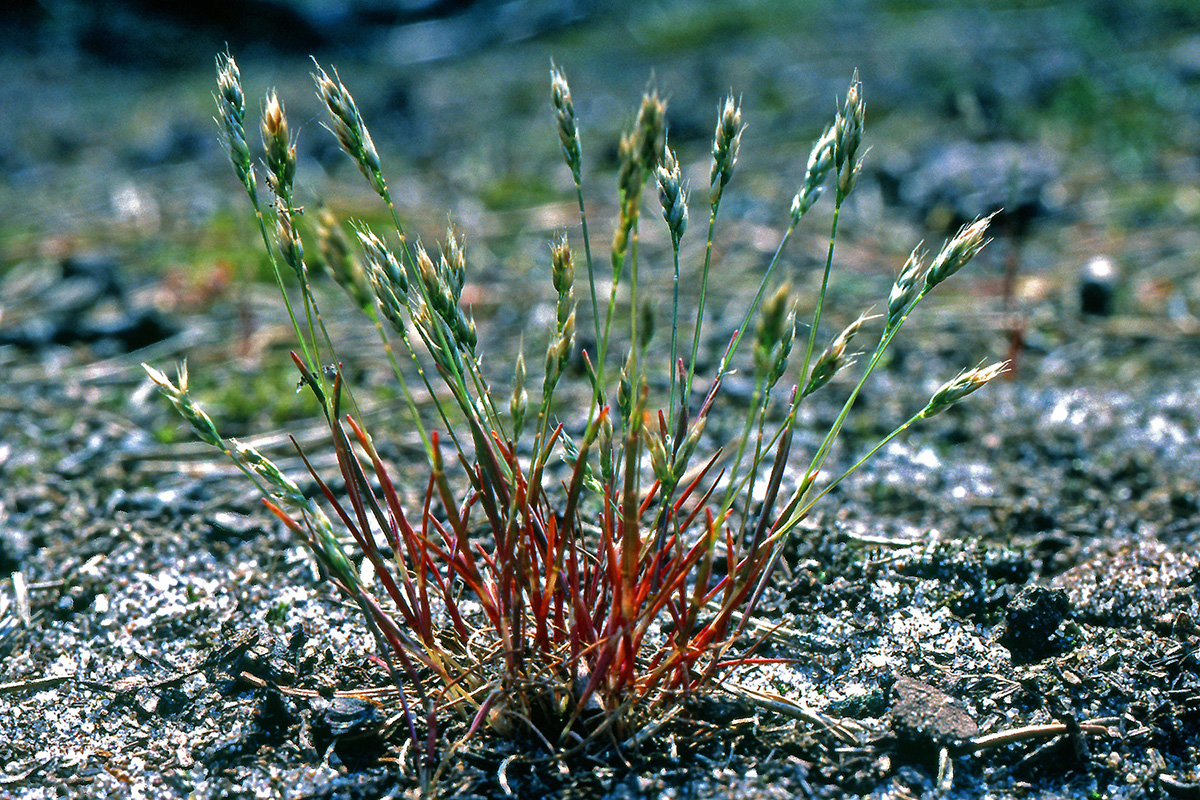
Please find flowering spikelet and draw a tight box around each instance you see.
[656,144,688,244]
[358,226,409,333]
[312,61,385,197]
[754,283,792,377]
[834,71,865,200]
[887,245,926,329]
[214,52,254,195]
[920,362,1008,418]
[443,229,466,303]
[275,207,304,278]
[710,94,743,206]
[262,90,296,204]
[550,62,582,183]
[924,213,996,290]
[634,90,665,176]
[804,312,871,397]
[141,362,223,451]
[791,123,836,224]
[510,348,528,438]
[314,209,373,311]
[551,235,575,327]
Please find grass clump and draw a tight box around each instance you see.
[145,52,1003,781]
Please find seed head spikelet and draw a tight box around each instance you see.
[371,275,407,335]
[888,245,926,328]
[543,311,575,394]
[357,226,409,300]
[511,348,528,438]
[612,132,640,265]
[791,123,836,224]
[920,362,1008,418]
[644,426,672,489]
[444,229,466,302]
[276,207,304,278]
[215,52,255,195]
[312,61,385,197]
[768,312,795,389]
[551,235,575,327]
[315,209,373,311]
[804,312,871,397]
[262,90,296,203]
[924,213,996,290]
[415,245,444,315]
[834,71,865,199]
[635,89,666,175]
[754,283,792,376]
[710,94,743,206]
[142,363,224,451]
[656,145,688,243]
[612,89,664,267]
[550,62,582,183]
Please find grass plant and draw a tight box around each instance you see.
[145,53,1004,781]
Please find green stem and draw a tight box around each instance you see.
[776,285,931,539]
[685,208,718,404]
[573,183,601,370]
[796,199,842,394]
[667,237,681,435]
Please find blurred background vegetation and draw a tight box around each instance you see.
[2,0,1200,425]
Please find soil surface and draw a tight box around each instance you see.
[3,2,1200,798]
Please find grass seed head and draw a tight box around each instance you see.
[643,427,672,488]
[754,283,792,376]
[920,361,1008,418]
[372,275,407,335]
[312,61,385,197]
[357,227,409,300]
[804,312,871,397]
[262,90,296,203]
[415,244,445,311]
[214,52,255,194]
[924,212,996,290]
[315,209,373,311]
[656,144,688,243]
[791,123,836,224]
[543,311,574,393]
[612,132,641,265]
[768,311,796,389]
[635,89,666,175]
[551,236,576,328]
[709,94,743,205]
[444,229,466,301]
[550,62,582,182]
[275,207,304,277]
[834,70,865,199]
[142,362,224,451]
[551,236,574,299]
[511,348,528,438]
[888,244,927,327]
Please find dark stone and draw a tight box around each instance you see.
[1000,584,1072,664]
[875,140,1060,235]
[61,253,128,310]
[889,677,979,753]
[1079,256,1118,317]
[206,511,266,544]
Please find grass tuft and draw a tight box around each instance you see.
[145,55,1004,783]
